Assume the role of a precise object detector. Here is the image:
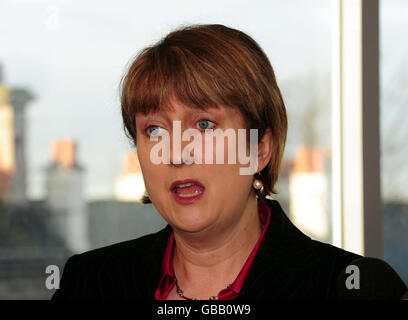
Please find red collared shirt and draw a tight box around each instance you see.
[154,201,271,300]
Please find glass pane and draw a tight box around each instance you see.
[273,2,332,245]
[380,0,408,284]
[0,0,332,299]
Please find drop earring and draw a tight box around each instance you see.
[253,179,263,190]
[253,173,264,196]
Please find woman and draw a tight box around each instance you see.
[52,24,406,300]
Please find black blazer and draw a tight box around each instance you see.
[51,199,391,300]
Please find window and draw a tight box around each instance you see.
[380,0,408,284]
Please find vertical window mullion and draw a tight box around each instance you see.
[331,0,382,257]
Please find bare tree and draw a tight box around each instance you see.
[380,56,408,202]
[280,72,331,154]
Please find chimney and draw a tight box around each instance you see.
[51,139,76,168]
[293,146,324,173]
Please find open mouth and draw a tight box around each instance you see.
[170,179,205,204]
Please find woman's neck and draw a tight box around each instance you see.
[172,195,262,298]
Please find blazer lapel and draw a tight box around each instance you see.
[139,224,172,299]
[237,200,318,299]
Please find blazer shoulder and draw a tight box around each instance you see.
[307,240,362,298]
[51,225,171,300]
[311,240,362,267]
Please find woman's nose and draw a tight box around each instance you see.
[169,129,198,167]
[169,138,183,166]
[170,160,183,168]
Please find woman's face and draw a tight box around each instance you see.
[135,101,266,234]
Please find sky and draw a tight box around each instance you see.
[0,0,406,201]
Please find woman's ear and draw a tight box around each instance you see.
[257,128,273,173]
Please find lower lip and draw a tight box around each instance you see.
[171,187,205,205]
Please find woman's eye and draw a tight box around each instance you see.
[196,119,215,130]
[146,125,165,137]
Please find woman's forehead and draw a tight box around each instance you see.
[137,101,224,117]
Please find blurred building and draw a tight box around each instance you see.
[274,157,294,215]
[383,200,408,283]
[9,88,34,207]
[114,151,146,202]
[88,199,166,250]
[0,67,14,203]
[0,64,33,207]
[44,139,89,253]
[289,146,331,242]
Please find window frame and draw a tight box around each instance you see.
[331,0,382,258]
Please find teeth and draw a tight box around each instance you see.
[176,190,202,197]
[175,182,195,189]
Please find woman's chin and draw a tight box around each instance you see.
[169,211,215,234]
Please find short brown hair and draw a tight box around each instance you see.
[120,24,287,204]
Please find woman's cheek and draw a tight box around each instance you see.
[137,144,157,185]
